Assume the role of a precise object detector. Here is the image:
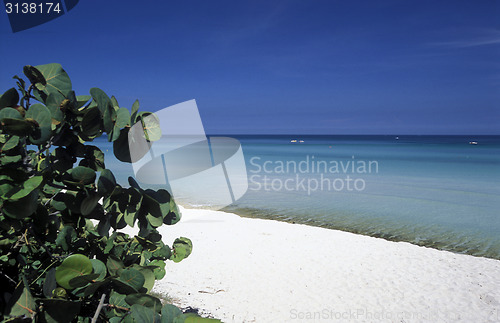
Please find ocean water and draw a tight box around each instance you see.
[99,135,500,260]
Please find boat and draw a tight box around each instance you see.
[469,141,478,145]
[291,139,297,143]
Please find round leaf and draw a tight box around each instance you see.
[162,304,183,322]
[3,189,39,219]
[113,128,133,162]
[35,63,72,96]
[90,259,107,281]
[0,107,23,120]
[115,107,130,128]
[67,166,96,185]
[0,118,34,136]
[170,237,192,263]
[125,293,161,312]
[119,268,145,291]
[1,135,19,151]
[98,169,117,196]
[138,112,161,142]
[45,92,65,126]
[0,88,19,108]
[7,176,43,200]
[23,65,46,85]
[25,103,52,144]
[80,192,100,215]
[81,107,102,137]
[55,254,93,290]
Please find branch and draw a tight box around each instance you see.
[91,293,106,323]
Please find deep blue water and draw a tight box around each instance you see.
[99,135,500,259]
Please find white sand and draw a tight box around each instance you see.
[139,207,500,322]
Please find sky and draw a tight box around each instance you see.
[0,0,499,135]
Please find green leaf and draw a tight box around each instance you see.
[138,112,162,142]
[106,255,124,276]
[125,293,162,312]
[82,279,109,297]
[84,145,105,171]
[23,65,46,85]
[41,299,81,323]
[90,259,107,281]
[80,192,100,215]
[45,91,65,126]
[67,166,96,185]
[76,95,91,110]
[25,103,52,144]
[89,87,114,133]
[110,278,139,294]
[55,254,93,290]
[123,188,142,227]
[0,88,19,109]
[7,176,43,200]
[113,128,133,162]
[6,277,36,318]
[141,191,163,225]
[55,226,76,251]
[170,237,193,263]
[3,189,39,219]
[0,107,23,120]
[131,265,155,292]
[80,107,102,138]
[150,260,166,280]
[0,118,35,136]
[0,154,22,164]
[63,191,86,213]
[164,200,182,225]
[1,135,19,151]
[131,99,140,123]
[89,88,110,115]
[130,304,161,323]
[111,95,120,111]
[161,304,183,323]
[68,273,100,288]
[35,63,72,96]
[119,268,145,291]
[43,268,57,298]
[98,169,117,196]
[109,291,129,316]
[115,107,130,128]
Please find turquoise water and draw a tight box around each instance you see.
[100,135,500,259]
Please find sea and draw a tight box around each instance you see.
[98,135,500,260]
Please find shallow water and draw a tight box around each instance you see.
[100,135,500,259]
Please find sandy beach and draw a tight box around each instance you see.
[123,206,500,322]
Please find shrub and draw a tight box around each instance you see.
[0,63,218,322]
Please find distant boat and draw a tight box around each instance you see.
[395,136,399,140]
[299,140,304,143]
[469,141,478,145]
[291,139,297,143]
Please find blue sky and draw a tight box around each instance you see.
[1,0,499,134]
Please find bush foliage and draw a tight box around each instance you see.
[0,63,218,322]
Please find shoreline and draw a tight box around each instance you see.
[141,206,500,322]
[187,204,500,261]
